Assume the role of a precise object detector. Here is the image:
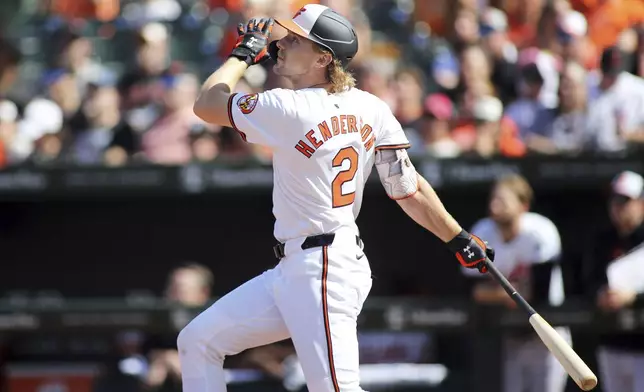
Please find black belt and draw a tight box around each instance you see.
[273,233,363,260]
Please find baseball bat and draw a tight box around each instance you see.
[483,259,598,391]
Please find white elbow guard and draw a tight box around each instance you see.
[375,148,419,200]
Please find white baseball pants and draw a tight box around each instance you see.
[502,328,570,392]
[597,346,644,392]
[177,228,372,392]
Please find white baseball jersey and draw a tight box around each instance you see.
[465,212,568,392]
[464,212,564,306]
[227,87,410,242]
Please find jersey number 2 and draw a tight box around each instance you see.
[332,147,359,208]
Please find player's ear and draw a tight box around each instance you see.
[316,52,333,69]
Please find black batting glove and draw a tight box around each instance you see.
[230,18,274,66]
[446,230,495,273]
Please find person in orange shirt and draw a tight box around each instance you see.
[50,0,119,21]
[582,0,644,51]
[452,95,526,157]
[504,0,546,49]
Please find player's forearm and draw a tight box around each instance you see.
[396,175,462,243]
[193,57,248,125]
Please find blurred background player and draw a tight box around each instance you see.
[143,262,214,391]
[462,174,567,392]
[583,170,644,392]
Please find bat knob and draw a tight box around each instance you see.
[581,377,598,391]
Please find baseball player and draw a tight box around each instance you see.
[584,170,644,392]
[176,5,494,392]
[462,174,568,392]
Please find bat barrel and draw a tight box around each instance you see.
[529,314,598,391]
[483,259,598,390]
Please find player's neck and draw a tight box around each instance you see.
[289,74,330,91]
[498,218,521,242]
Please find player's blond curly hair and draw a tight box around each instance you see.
[316,46,356,94]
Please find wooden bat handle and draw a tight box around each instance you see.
[484,258,536,316]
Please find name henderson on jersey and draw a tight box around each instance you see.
[294,114,376,158]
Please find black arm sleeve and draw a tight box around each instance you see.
[581,235,609,300]
[530,260,556,306]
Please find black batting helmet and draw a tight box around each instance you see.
[275,4,358,68]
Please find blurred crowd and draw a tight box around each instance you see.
[1,0,644,169]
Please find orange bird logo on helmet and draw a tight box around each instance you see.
[294,7,307,18]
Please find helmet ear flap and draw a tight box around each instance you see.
[268,41,279,62]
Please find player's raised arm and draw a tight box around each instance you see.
[193,18,274,126]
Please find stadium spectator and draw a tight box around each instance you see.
[18,98,66,166]
[41,69,83,121]
[531,2,563,55]
[117,23,174,133]
[69,85,125,165]
[459,44,494,96]
[412,93,460,158]
[517,47,562,109]
[0,38,20,97]
[353,63,397,111]
[391,66,426,134]
[470,95,511,157]
[52,29,115,98]
[586,46,644,153]
[503,60,554,142]
[583,0,644,53]
[463,174,567,392]
[529,61,589,155]
[452,94,523,157]
[582,170,644,392]
[480,7,520,104]
[557,9,592,67]
[505,0,546,48]
[140,73,206,164]
[452,7,481,49]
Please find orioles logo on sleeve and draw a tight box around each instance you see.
[237,94,258,114]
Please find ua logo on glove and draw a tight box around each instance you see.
[447,230,495,273]
[230,18,274,66]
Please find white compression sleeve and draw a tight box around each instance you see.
[375,148,419,200]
